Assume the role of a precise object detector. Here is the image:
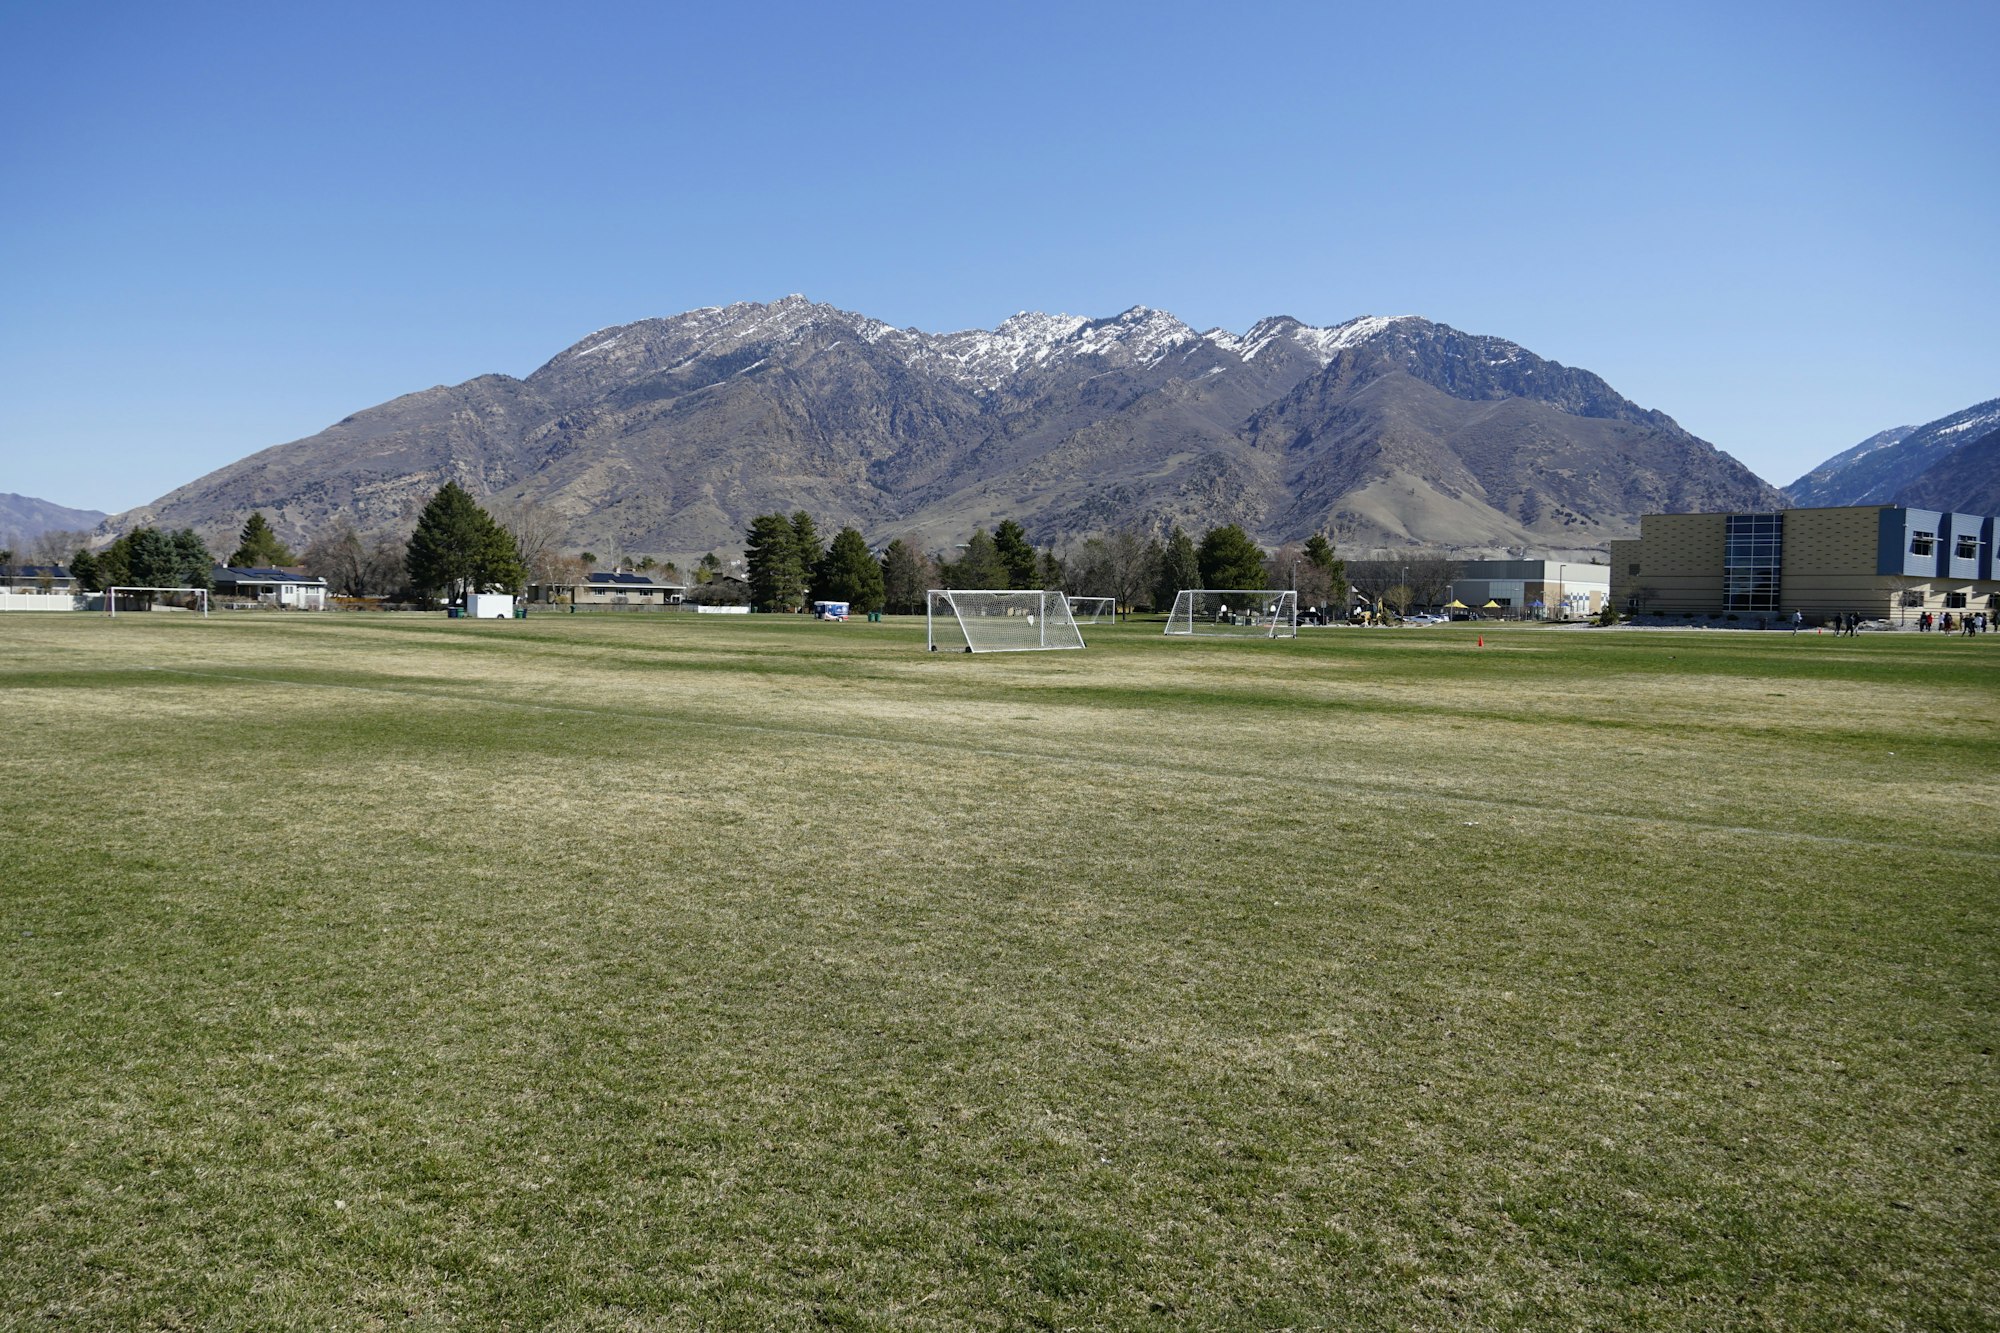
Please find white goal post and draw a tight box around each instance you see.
[106,587,210,617]
[926,589,1086,653]
[1164,589,1298,638]
[1067,596,1116,624]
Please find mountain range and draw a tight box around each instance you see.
[0,493,109,550]
[1787,398,2000,512]
[101,297,1794,559]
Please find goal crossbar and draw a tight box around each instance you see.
[926,589,1086,653]
[106,586,210,617]
[1164,589,1297,638]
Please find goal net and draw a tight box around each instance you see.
[1067,596,1116,624]
[106,586,210,617]
[1164,589,1298,638]
[927,589,1086,653]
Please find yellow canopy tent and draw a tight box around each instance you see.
[1446,599,1468,609]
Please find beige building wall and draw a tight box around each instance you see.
[1608,540,1640,609]
[1777,507,1894,617]
[1619,513,1725,612]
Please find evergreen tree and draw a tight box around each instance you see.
[816,527,885,612]
[944,528,1007,588]
[993,520,1037,588]
[878,538,930,614]
[124,528,178,587]
[745,513,806,611]
[1037,548,1066,591]
[170,530,214,588]
[1156,526,1200,608]
[404,482,524,602]
[790,512,824,596]
[229,512,295,567]
[1197,524,1268,589]
[1301,532,1346,618]
[95,534,132,589]
[69,548,101,592]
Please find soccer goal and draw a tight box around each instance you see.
[927,589,1085,653]
[106,587,210,617]
[1164,589,1298,638]
[1067,596,1116,624]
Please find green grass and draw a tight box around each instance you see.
[2,613,1994,1329]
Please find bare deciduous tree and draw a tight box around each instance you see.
[1069,528,1158,614]
[489,497,570,589]
[34,528,93,567]
[302,520,412,597]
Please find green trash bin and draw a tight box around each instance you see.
[515,606,527,619]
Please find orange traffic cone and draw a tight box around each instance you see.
[1477,635,1484,648]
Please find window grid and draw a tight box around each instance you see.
[1723,514,1783,612]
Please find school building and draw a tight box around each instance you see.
[1609,505,2000,623]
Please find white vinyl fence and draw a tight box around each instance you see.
[0,591,85,612]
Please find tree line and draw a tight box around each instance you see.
[33,484,1417,619]
[740,513,1352,617]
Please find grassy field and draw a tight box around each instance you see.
[2,611,1995,1330]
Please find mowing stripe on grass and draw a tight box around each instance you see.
[144,664,2000,862]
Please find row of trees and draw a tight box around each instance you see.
[738,512,1353,618]
[38,491,531,605]
[744,512,886,612]
[38,488,1458,620]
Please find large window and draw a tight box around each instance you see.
[1956,534,1979,560]
[1944,592,1967,609]
[1910,531,1936,557]
[1723,513,1783,612]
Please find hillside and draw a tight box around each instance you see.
[1,493,108,547]
[1898,424,2000,515]
[102,297,1786,559]
[1788,398,2000,508]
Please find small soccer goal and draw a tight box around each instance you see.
[1164,589,1298,638]
[927,589,1086,653]
[1067,596,1116,624]
[106,586,210,617]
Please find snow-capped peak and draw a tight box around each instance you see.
[1215,314,1421,367]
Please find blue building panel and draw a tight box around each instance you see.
[1942,513,1986,581]
[1878,507,1946,577]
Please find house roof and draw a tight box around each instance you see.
[212,564,326,585]
[11,564,71,579]
[585,571,683,587]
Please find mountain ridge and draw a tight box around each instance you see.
[100,297,1786,559]
[2,493,110,547]
[1787,399,2000,509]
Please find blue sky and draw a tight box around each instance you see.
[1,0,1994,513]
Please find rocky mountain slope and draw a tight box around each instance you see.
[1787,399,2000,508]
[1897,423,2000,515]
[103,297,1786,558]
[1,493,108,547]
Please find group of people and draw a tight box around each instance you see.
[1917,610,1989,634]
